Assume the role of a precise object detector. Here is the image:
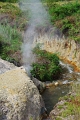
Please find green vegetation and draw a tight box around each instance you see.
[0,0,80,64]
[56,117,62,120]
[0,0,18,3]
[0,0,80,119]
[56,83,80,119]
[30,45,62,82]
[43,0,80,42]
[61,104,75,117]
[0,24,22,61]
[0,2,27,64]
[48,2,80,20]
[0,3,22,16]
[42,0,72,3]
[0,2,27,30]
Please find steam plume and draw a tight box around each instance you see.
[20,0,63,76]
[20,0,50,76]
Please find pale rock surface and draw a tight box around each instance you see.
[34,38,80,71]
[0,66,44,120]
[0,58,16,74]
[49,100,76,120]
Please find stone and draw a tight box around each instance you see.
[0,58,16,74]
[49,100,67,120]
[35,38,80,72]
[0,67,45,120]
[32,77,46,93]
[54,82,58,86]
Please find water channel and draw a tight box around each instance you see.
[42,61,80,113]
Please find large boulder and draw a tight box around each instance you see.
[0,66,45,120]
[0,58,16,74]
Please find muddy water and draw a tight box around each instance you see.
[42,61,80,113]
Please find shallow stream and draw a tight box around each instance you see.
[42,61,80,113]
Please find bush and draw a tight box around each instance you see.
[0,3,22,17]
[0,0,18,3]
[45,1,80,42]
[48,2,80,22]
[0,24,22,60]
[42,0,71,3]
[30,46,62,82]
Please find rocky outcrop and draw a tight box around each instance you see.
[0,58,17,74]
[49,94,80,120]
[49,100,66,120]
[0,60,45,120]
[34,38,80,72]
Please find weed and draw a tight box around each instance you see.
[56,117,62,120]
[44,1,80,42]
[58,83,80,119]
[0,3,22,17]
[31,46,62,82]
[0,0,18,3]
[0,24,22,61]
[58,105,64,109]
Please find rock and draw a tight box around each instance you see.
[40,107,48,119]
[35,38,80,72]
[49,100,67,120]
[45,82,55,88]
[32,77,46,93]
[45,81,60,88]
[0,67,45,120]
[54,82,59,86]
[0,58,16,74]
[62,80,73,85]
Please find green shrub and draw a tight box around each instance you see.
[0,3,27,31]
[0,0,18,3]
[30,46,62,82]
[41,0,71,3]
[48,2,80,22]
[45,1,80,42]
[0,24,22,60]
[0,3,22,17]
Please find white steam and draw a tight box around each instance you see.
[20,0,63,76]
[20,0,50,76]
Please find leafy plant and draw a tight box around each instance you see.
[57,83,80,119]
[0,0,18,3]
[0,3,22,17]
[48,2,80,22]
[30,46,62,82]
[0,2,28,31]
[0,24,22,61]
[45,1,80,42]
